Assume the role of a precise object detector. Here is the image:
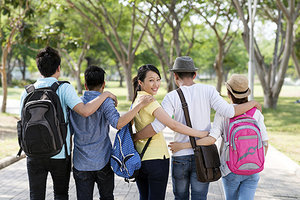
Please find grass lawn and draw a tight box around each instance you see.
[0,113,19,160]
[1,80,300,165]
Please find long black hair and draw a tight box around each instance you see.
[132,64,161,103]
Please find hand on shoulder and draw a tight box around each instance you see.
[103,91,118,107]
[138,95,155,107]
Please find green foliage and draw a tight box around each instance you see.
[10,79,35,87]
[223,34,248,74]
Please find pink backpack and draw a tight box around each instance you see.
[226,107,265,175]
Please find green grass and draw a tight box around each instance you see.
[0,137,19,160]
[0,87,24,100]
[1,81,300,164]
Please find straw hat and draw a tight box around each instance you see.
[170,56,198,72]
[225,74,251,98]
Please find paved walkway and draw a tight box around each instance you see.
[0,127,300,200]
[1,98,300,199]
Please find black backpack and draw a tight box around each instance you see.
[17,81,70,158]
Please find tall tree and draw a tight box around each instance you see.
[193,0,237,93]
[292,19,300,78]
[0,0,31,112]
[233,0,300,108]
[138,0,195,91]
[66,0,153,100]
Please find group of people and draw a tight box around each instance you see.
[20,46,268,200]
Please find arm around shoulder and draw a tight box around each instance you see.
[234,100,262,116]
[73,91,117,117]
[153,107,208,138]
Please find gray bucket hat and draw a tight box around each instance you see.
[170,56,198,72]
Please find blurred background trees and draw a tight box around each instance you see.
[1,0,299,111]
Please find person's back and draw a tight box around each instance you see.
[211,74,268,200]
[148,57,260,200]
[69,65,154,200]
[169,74,268,200]
[20,47,117,200]
[69,66,117,200]
[159,83,234,156]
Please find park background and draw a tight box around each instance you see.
[0,0,300,174]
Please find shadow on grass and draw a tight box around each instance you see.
[257,97,300,133]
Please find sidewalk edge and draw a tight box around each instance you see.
[0,154,26,170]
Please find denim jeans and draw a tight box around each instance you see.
[172,155,209,200]
[27,156,71,200]
[136,158,170,200]
[73,162,114,200]
[222,172,260,200]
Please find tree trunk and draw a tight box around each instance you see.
[215,63,223,94]
[1,46,9,113]
[233,0,297,109]
[21,56,27,80]
[272,20,294,101]
[214,42,224,93]
[76,71,82,94]
[292,47,300,78]
[116,64,123,87]
[124,65,134,101]
[264,91,278,109]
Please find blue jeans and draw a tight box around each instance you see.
[27,156,71,200]
[136,158,170,200]
[222,172,260,200]
[73,162,114,200]
[172,155,209,200]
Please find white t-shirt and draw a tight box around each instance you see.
[209,108,268,177]
[151,83,235,157]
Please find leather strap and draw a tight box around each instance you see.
[129,104,152,159]
[176,88,197,149]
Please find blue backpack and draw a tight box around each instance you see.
[111,122,151,181]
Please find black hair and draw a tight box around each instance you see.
[36,46,61,77]
[132,64,161,103]
[174,72,196,79]
[84,65,106,90]
[227,90,248,104]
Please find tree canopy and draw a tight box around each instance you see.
[1,0,299,111]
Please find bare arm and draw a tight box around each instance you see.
[133,124,156,142]
[264,141,269,156]
[73,91,117,117]
[116,95,154,130]
[153,107,208,138]
[168,136,216,153]
[234,100,262,116]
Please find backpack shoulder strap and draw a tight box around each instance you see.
[50,81,70,92]
[25,84,35,94]
[246,107,257,117]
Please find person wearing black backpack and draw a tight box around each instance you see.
[19,47,117,200]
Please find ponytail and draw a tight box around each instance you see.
[132,76,140,103]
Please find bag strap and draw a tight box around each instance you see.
[129,104,152,159]
[246,107,256,117]
[176,88,197,149]
[140,137,152,159]
[51,81,70,92]
[25,84,35,94]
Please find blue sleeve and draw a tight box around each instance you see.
[101,98,120,129]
